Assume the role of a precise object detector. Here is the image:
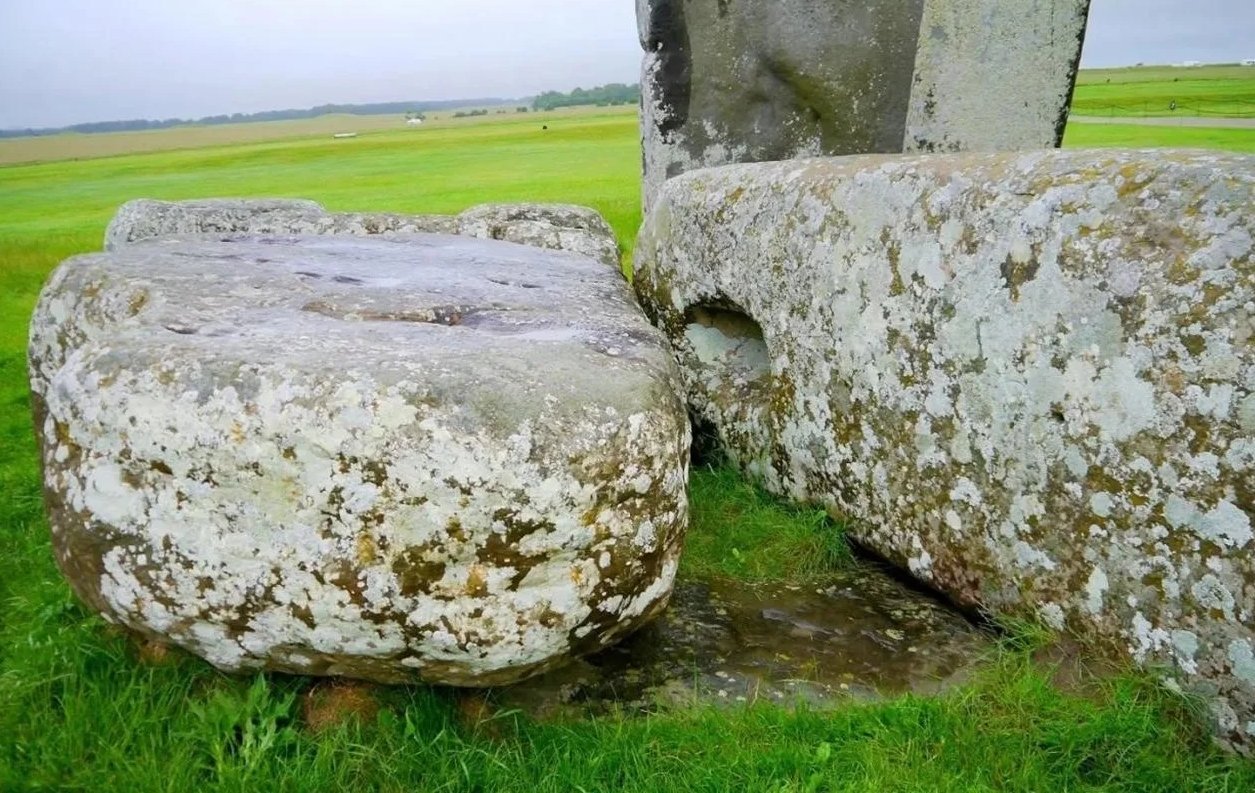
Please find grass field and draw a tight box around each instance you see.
[0,104,592,167]
[3,104,1255,790]
[1063,122,1255,152]
[1071,64,1255,118]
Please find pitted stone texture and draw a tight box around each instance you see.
[101,198,451,249]
[456,203,620,269]
[638,0,1091,209]
[104,199,620,267]
[30,233,689,686]
[635,149,1255,751]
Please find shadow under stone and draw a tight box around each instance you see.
[490,562,995,720]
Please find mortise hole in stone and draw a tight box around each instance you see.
[682,303,771,385]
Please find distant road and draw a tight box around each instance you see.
[1069,115,1255,130]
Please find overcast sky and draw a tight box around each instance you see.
[1,0,1252,129]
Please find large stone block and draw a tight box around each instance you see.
[634,149,1255,750]
[104,198,621,268]
[638,0,1091,208]
[30,233,689,685]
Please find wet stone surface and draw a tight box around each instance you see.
[491,564,994,719]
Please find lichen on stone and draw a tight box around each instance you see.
[635,148,1255,752]
[104,198,622,268]
[30,232,688,686]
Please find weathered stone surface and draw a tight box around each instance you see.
[30,233,688,686]
[457,203,621,270]
[104,199,620,267]
[638,0,1091,208]
[905,1,1091,154]
[635,149,1255,750]
[104,199,334,248]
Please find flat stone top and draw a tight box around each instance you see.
[36,233,674,433]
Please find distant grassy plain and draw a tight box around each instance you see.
[3,75,1255,789]
[1071,64,1255,118]
[0,104,585,166]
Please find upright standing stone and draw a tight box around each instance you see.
[638,0,1091,208]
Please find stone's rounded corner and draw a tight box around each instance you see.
[455,202,621,269]
[103,198,162,250]
[457,202,614,231]
[104,196,329,250]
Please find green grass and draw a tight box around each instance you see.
[1072,64,1255,118]
[0,108,642,263]
[684,466,848,584]
[4,625,1253,792]
[3,108,1255,790]
[1064,122,1255,152]
[1077,65,1254,85]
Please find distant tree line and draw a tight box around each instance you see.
[0,99,507,139]
[532,83,639,111]
[2,83,642,139]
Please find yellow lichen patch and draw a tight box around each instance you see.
[1116,163,1155,199]
[354,533,378,566]
[465,565,489,598]
[127,291,149,315]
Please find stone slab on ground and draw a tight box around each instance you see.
[104,198,622,268]
[29,233,689,686]
[634,148,1255,751]
[637,0,1091,207]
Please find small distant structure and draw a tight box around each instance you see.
[1242,59,1255,66]
[332,132,358,139]
[406,117,424,126]
[1178,60,1202,68]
